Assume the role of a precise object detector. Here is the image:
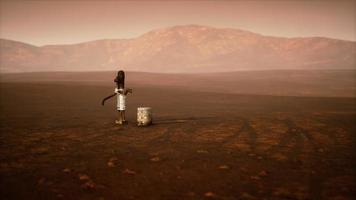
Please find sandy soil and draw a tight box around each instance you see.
[0,78,355,199]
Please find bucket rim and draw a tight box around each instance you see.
[137,107,152,110]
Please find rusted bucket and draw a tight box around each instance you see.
[137,107,152,126]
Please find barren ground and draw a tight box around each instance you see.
[0,71,355,200]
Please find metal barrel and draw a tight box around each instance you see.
[137,107,152,126]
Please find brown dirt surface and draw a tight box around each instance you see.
[0,73,355,200]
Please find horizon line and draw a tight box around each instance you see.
[1,68,356,75]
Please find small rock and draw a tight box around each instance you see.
[122,169,136,175]
[78,174,90,181]
[248,153,256,157]
[107,161,115,167]
[81,181,96,190]
[204,192,215,197]
[197,150,209,154]
[107,157,118,167]
[150,157,160,162]
[218,165,230,170]
[272,153,288,161]
[63,168,71,173]
[258,170,268,177]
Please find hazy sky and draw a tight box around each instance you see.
[1,0,355,46]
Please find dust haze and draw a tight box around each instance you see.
[1,1,356,199]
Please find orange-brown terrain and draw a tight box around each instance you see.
[0,71,355,200]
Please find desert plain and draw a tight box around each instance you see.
[0,70,355,200]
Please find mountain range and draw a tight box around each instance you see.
[1,25,355,73]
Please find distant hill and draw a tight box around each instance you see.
[1,25,355,73]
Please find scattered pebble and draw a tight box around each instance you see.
[107,161,115,168]
[107,157,119,167]
[197,150,209,154]
[258,170,268,177]
[63,168,71,173]
[122,169,136,175]
[272,153,288,161]
[78,174,90,181]
[218,165,230,170]
[150,157,160,162]
[81,181,96,190]
[204,192,215,197]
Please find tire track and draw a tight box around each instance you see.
[267,119,318,161]
[221,118,258,151]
